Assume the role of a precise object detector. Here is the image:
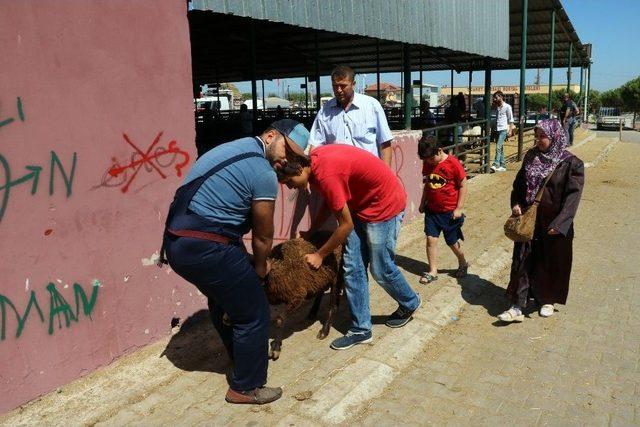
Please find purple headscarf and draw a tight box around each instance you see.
[523,119,573,204]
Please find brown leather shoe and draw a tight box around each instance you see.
[225,386,283,405]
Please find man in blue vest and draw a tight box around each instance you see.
[162,119,309,405]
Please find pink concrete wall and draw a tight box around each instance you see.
[0,1,197,413]
[0,1,426,413]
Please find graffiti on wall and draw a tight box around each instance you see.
[0,96,25,130]
[99,131,190,193]
[0,97,77,222]
[0,151,77,222]
[0,280,100,342]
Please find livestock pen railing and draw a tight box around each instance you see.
[420,119,491,174]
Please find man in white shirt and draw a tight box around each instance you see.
[309,66,394,166]
[491,90,514,172]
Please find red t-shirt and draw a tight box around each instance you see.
[422,155,466,213]
[310,145,406,222]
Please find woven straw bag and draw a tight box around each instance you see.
[504,167,557,242]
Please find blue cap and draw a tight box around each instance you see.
[270,119,310,156]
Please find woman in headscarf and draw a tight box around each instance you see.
[498,119,584,322]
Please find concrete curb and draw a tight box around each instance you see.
[584,137,620,168]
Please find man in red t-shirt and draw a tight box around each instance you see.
[417,136,469,284]
[279,145,421,350]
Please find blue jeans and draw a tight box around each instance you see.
[166,236,270,392]
[566,119,575,145]
[493,130,507,167]
[342,212,420,333]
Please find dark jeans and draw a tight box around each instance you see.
[566,119,575,145]
[166,236,270,391]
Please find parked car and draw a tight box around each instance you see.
[596,107,623,130]
[524,113,552,126]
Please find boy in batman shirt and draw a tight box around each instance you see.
[417,136,469,284]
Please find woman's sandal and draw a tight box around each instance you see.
[419,272,438,284]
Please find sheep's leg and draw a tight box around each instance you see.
[318,259,345,339]
[269,312,285,361]
[307,293,324,320]
[318,278,342,340]
[269,302,300,360]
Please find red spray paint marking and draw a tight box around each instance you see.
[106,133,190,193]
[392,144,406,190]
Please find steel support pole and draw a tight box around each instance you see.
[450,69,454,99]
[304,75,309,113]
[468,70,472,116]
[376,40,381,102]
[547,9,555,113]
[315,33,321,111]
[484,60,492,173]
[585,63,592,122]
[579,66,584,102]
[250,21,258,131]
[261,79,266,113]
[567,44,573,93]
[419,49,423,105]
[518,0,528,161]
[403,43,412,130]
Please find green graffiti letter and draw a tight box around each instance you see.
[46,283,77,335]
[73,282,99,318]
[49,151,77,197]
[0,292,45,341]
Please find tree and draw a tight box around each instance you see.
[600,88,624,108]
[587,89,601,114]
[620,76,640,127]
[220,83,241,100]
[526,93,548,112]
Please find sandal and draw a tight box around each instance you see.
[455,263,469,278]
[419,272,438,284]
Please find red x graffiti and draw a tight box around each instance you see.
[107,132,190,193]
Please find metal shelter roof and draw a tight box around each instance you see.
[502,0,591,70]
[188,0,590,85]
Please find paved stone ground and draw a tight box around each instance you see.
[3,129,633,426]
[355,138,640,426]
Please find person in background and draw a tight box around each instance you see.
[417,135,469,284]
[419,100,437,129]
[560,93,580,146]
[309,65,394,167]
[491,91,514,172]
[456,92,467,118]
[239,104,253,136]
[498,119,584,322]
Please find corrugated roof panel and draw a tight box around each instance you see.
[307,0,320,28]
[191,0,510,59]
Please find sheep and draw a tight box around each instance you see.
[264,231,343,360]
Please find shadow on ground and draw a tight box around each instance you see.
[161,294,352,374]
[396,253,515,326]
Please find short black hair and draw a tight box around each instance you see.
[493,90,504,98]
[331,65,356,83]
[418,135,440,159]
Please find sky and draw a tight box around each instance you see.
[229,0,640,97]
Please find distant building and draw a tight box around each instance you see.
[412,83,440,108]
[441,84,581,114]
[365,82,402,106]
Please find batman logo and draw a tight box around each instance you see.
[428,173,447,189]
